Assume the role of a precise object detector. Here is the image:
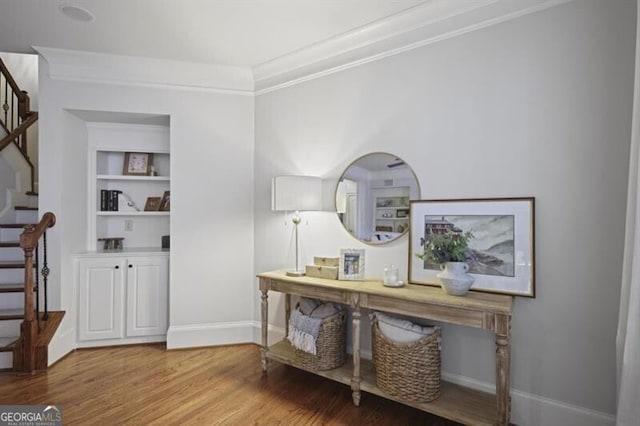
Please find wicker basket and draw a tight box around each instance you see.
[372,317,441,402]
[292,310,346,371]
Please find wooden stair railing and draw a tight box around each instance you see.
[0,57,38,194]
[15,212,56,373]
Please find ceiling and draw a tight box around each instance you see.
[0,0,428,68]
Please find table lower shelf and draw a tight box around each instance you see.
[266,340,497,426]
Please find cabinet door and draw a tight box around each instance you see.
[126,256,168,337]
[78,258,125,341]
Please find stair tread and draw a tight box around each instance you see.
[0,336,18,350]
[0,261,25,269]
[0,241,20,248]
[0,309,24,320]
[0,283,29,293]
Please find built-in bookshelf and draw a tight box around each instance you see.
[373,188,410,234]
[87,123,170,251]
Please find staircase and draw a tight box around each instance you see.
[0,205,63,372]
[0,58,63,373]
[0,57,38,196]
[0,205,37,370]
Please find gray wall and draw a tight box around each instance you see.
[254,0,636,420]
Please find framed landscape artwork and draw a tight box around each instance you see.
[408,198,535,297]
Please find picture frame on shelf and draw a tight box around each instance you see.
[123,152,153,176]
[159,191,171,211]
[396,208,409,218]
[339,248,365,281]
[144,196,162,211]
[408,197,535,297]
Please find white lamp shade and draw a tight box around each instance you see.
[272,176,322,211]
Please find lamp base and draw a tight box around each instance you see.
[286,270,306,277]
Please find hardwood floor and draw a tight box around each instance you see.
[0,344,462,425]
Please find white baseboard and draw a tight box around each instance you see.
[166,320,256,349]
[76,335,166,348]
[442,372,615,426]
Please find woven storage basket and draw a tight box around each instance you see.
[292,310,346,371]
[372,317,441,402]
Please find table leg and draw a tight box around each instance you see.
[285,294,291,338]
[351,293,361,406]
[261,288,269,372]
[495,314,511,426]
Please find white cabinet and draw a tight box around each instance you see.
[77,252,169,345]
[78,258,125,341]
[126,256,168,337]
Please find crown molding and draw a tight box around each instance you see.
[34,46,254,95]
[33,0,574,96]
[253,0,575,94]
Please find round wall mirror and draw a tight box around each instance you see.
[335,152,420,244]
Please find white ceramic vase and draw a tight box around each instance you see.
[437,262,474,296]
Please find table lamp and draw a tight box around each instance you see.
[272,175,322,276]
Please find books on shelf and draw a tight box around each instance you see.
[100,190,123,211]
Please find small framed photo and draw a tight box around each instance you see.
[123,152,153,176]
[159,191,170,212]
[339,249,365,280]
[396,208,409,218]
[409,197,535,297]
[144,196,161,211]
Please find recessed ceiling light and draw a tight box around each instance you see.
[59,3,95,23]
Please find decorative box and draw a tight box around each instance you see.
[313,256,340,267]
[305,265,339,280]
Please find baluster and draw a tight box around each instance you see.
[10,92,14,131]
[2,77,7,124]
[19,129,26,155]
[35,239,40,331]
[42,231,49,320]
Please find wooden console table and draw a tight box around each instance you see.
[258,270,514,426]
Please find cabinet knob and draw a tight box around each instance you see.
[115,265,119,269]
[128,264,133,268]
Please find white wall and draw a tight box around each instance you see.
[254,1,635,424]
[37,50,255,357]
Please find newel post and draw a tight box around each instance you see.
[17,212,56,373]
[19,225,37,372]
[17,90,30,119]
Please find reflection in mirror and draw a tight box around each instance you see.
[335,153,420,244]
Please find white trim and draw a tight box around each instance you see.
[47,327,77,366]
[76,335,166,348]
[254,0,575,94]
[442,372,615,426]
[253,0,495,85]
[32,1,575,96]
[34,46,254,96]
[167,321,255,349]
